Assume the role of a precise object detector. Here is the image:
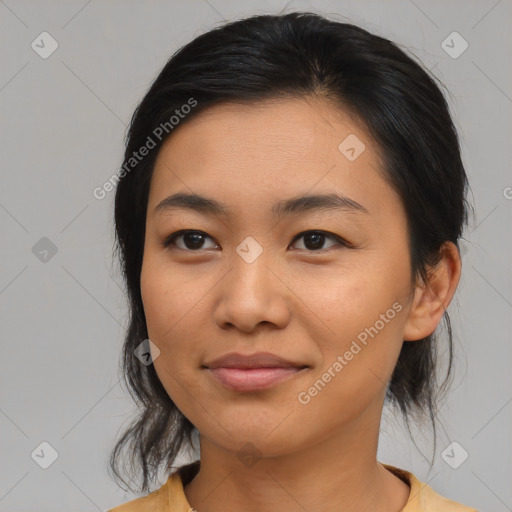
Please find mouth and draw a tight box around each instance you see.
[202,352,310,392]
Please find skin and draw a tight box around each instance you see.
[140,96,461,512]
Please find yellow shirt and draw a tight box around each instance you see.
[107,461,478,512]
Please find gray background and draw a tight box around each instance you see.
[1,0,511,510]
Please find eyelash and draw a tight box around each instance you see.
[162,229,353,253]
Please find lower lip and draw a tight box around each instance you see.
[207,367,307,392]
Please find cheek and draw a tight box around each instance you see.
[140,257,209,394]
[140,256,205,340]
[299,260,411,388]
[298,264,406,335]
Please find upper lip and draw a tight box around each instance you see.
[203,352,308,369]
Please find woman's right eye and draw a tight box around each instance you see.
[163,230,219,251]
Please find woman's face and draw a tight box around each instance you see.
[140,97,417,456]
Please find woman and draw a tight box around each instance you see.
[107,11,477,512]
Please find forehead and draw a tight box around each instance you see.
[148,96,397,218]
[155,96,373,164]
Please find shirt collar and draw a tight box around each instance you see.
[166,460,430,512]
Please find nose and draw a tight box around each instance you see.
[213,247,291,333]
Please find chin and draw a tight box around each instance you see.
[205,418,306,458]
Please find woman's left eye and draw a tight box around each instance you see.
[163,229,349,252]
[289,230,348,252]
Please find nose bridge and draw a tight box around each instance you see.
[213,237,290,331]
[230,236,274,299]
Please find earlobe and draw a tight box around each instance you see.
[403,242,461,341]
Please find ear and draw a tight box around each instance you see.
[403,242,462,341]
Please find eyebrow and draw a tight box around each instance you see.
[154,191,368,218]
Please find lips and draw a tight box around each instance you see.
[203,352,309,392]
[204,352,307,369]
